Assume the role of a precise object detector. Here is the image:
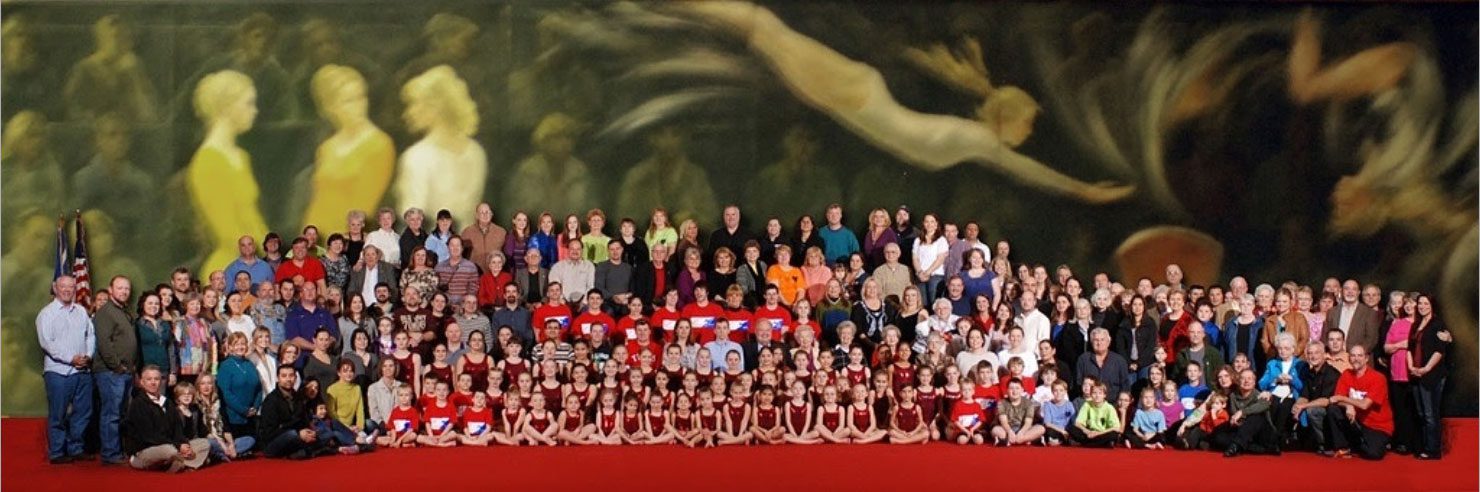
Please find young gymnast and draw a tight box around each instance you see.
[846,383,888,444]
[750,384,786,445]
[783,380,822,444]
[377,386,419,448]
[717,381,752,446]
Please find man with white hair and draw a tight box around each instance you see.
[1324,279,1380,355]
[1293,340,1341,454]
[37,276,94,464]
[1075,328,1129,399]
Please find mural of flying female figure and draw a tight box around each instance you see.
[666,1,1136,205]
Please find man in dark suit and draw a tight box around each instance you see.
[631,242,676,305]
[1324,280,1379,354]
[348,244,399,307]
[741,322,791,372]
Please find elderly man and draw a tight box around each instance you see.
[1075,328,1130,399]
[37,276,95,464]
[1326,345,1393,460]
[1225,368,1279,457]
[124,365,208,471]
[460,203,507,270]
[348,245,398,308]
[1325,279,1379,353]
[1293,340,1342,454]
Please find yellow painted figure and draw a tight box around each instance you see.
[302,65,394,232]
[188,70,268,273]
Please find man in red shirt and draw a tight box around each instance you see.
[275,237,327,293]
[680,284,724,344]
[572,290,616,341]
[531,282,572,343]
[625,320,663,366]
[752,285,794,341]
[1326,345,1392,460]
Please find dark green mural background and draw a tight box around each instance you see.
[2,1,1476,415]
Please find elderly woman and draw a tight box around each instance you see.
[1258,332,1307,443]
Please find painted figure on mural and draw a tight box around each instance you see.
[750,125,841,223]
[0,111,65,226]
[506,113,594,218]
[187,70,269,275]
[289,19,384,125]
[618,126,719,230]
[71,113,153,233]
[668,2,1136,206]
[301,65,395,233]
[1,15,60,121]
[63,15,158,123]
[391,14,494,140]
[180,13,295,124]
[396,65,487,227]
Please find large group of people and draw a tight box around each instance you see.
[37,202,1453,472]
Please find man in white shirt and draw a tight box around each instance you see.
[549,237,595,304]
[1015,289,1051,347]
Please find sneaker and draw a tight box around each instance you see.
[337,445,360,455]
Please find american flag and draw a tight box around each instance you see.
[53,216,69,281]
[72,212,92,309]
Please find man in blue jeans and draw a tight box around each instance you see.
[37,276,95,464]
[91,275,137,465]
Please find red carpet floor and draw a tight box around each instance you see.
[2,417,1475,491]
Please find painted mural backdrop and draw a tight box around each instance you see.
[2,1,1475,415]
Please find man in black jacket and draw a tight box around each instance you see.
[124,365,207,471]
[257,365,320,459]
[631,243,675,305]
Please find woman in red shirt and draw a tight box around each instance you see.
[476,252,513,309]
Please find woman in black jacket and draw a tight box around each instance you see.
[1115,296,1159,380]
[1407,294,1451,460]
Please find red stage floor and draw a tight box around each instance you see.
[2,418,1475,491]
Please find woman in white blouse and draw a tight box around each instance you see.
[911,213,948,302]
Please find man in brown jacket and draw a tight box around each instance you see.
[1323,279,1379,355]
[460,202,506,272]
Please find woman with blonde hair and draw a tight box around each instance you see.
[645,208,678,249]
[188,70,268,273]
[302,64,394,233]
[395,65,486,226]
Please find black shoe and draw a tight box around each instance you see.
[1270,443,1282,456]
[1316,447,1335,457]
[48,456,74,465]
[1223,444,1241,458]
[1392,445,1411,455]
[100,458,126,466]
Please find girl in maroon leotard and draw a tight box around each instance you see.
[672,392,700,447]
[643,392,675,444]
[520,392,557,446]
[619,393,650,444]
[556,393,589,445]
[783,380,821,444]
[847,383,887,444]
[587,388,623,445]
[717,381,752,446]
[889,385,930,444]
[695,390,721,448]
[750,385,785,444]
[816,385,848,444]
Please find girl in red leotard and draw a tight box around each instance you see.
[520,392,558,446]
[889,342,917,395]
[556,393,590,445]
[717,381,752,446]
[847,383,887,444]
[643,392,675,444]
[839,346,871,388]
[889,385,930,444]
[671,392,700,447]
[586,388,623,445]
[618,393,650,444]
[497,339,529,386]
[750,385,785,444]
[815,385,848,444]
[695,389,721,448]
[566,364,596,410]
[390,331,423,396]
[456,331,492,392]
[783,380,821,445]
[536,359,564,411]
[501,386,525,439]
[914,366,941,441]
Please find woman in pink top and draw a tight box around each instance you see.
[800,246,832,305]
[1383,293,1416,454]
